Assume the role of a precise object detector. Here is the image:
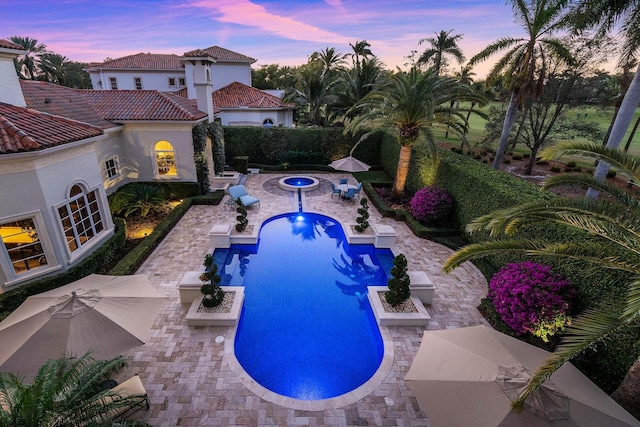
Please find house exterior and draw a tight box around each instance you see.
[0,40,213,291]
[85,46,294,127]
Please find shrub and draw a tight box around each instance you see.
[110,183,165,218]
[408,186,454,225]
[607,170,617,179]
[354,198,370,233]
[566,161,577,168]
[200,254,224,308]
[512,153,524,160]
[550,166,561,173]
[385,254,411,306]
[235,202,248,232]
[489,262,575,342]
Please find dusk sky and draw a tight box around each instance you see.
[0,0,602,77]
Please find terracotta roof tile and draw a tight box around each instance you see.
[213,82,294,109]
[21,81,116,129]
[0,39,23,50]
[78,90,208,121]
[200,46,256,63]
[182,49,213,58]
[0,103,103,154]
[86,53,182,70]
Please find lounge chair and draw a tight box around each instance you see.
[99,374,150,422]
[330,182,342,198]
[228,185,260,208]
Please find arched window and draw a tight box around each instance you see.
[263,118,274,127]
[57,184,105,253]
[154,141,177,176]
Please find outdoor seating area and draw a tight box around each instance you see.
[332,178,363,202]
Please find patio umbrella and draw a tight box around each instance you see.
[0,274,167,378]
[405,325,640,427]
[328,156,370,172]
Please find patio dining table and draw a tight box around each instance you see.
[337,184,357,200]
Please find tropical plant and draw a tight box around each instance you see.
[8,36,46,80]
[109,184,165,218]
[235,201,248,233]
[332,56,385,120]
[199,254,224,308]
[284,61,338,126]
[354,198,370,233]
[385,254,411,306]
[570,0,640,199]
[468,0,573,170]
[345,67,483,197]
[417,29,465,75]
[37,53,68,85]
[443,141,640,414]
[0,353,144,427]
[315,47,347,77]
[349,40,373,67]
[489,261,574,342]
[409,186,454,225]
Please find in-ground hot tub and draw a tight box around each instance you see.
[278,176,320,192]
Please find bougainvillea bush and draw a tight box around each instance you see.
[489,261,575,342]
[408,186,453,225]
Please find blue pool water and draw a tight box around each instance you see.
[283,176,315,187]
[215,213,393,400]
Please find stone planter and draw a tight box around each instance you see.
[185,287,244,327]
[367,286,430,327]
[211,171,241,188]
[230,224,259,245]
[210,223,259,248]
[178,270,205,304]
[408,271,436,305]
[344,224,375,245]
[344,223,397,248]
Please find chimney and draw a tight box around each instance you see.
[180,53,215,122]
[0,43,27,107]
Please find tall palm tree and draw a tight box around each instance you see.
[284,62,338,126]
[315,47,347,77]
[332,55,385,120]
[443,141,640,416]
[0,353,145,426]
[349,40,373,67]
[468,0,573,170]
[8,36,46,80]
[571,0,640,199]
[38,53,68,85]
[345,67,483,197]
[417,29,465,75]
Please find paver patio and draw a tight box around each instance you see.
[124,173,488,426]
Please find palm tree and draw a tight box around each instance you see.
[38,53,68,85]
[571,0,640,199]
[417,29,465,75]
[332,55,385,120]
[284,62,338,125]
[468,0,573,170]
[443,141,640,416]
[345,67,483,197]
[315,47,347,77]
[349,40,373,67]
[8,36,46,80]
[0,353,145,426]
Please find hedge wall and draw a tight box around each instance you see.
[223,127,383,167]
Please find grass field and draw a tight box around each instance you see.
[432,102,640,158]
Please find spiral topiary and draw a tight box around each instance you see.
[200,254,224,308]
[385,254,411,307]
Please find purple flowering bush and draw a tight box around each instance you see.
[489,262,574,341]
[409,186,453,225]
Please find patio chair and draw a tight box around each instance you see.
[354,182,363,198]
[228,185,260,208]
[330,182,342,198]
[339,178,348,185]
[343,187,357,203]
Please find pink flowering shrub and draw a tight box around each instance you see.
[489,262,574,341]
[409,186,453,225]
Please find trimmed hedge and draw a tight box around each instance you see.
[223,126,383,167]
[0,217,127,321]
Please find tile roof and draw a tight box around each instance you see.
[0,39,23,50]
[77,90,208,121]
[86,53,182,70]
[213,82,294,109]
[20,81,116,129]
[199,46,256,63]
[0,103,103,154]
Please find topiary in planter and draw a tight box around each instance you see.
[408,186,453,226]
[489,261,574,342]
[235,201,248,232]
[200,254,224,308]
[354,198,370,233]
[385,254,411,307]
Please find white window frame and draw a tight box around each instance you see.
[104,157,119,180]
[134,77,142,90]
[153,141,179,178]
[54,181,109,262]
[168,77,176,88]
[179,77,186,87]
[109,77,118,90]
[262,118,274,127]
[0,211,59,286]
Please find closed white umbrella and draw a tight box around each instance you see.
[0,274,167,378]
[405,325,640,427]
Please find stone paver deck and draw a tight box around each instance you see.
[125,173,488,426]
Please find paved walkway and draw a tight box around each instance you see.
[125,173,488,426]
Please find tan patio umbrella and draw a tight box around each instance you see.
[329,156,371,172]
[405,325,640,427]
[0,274,167,378]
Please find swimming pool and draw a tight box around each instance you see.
[215,212,394,400]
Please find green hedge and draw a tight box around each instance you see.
[0,217,127,321]
[108,191,224,275]
[223,127,383,167]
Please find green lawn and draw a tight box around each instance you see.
[434,102,640,157]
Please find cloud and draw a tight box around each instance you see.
[187,0,352,44]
